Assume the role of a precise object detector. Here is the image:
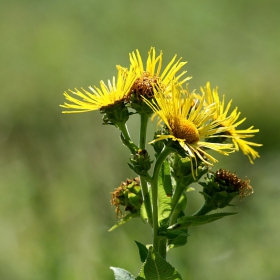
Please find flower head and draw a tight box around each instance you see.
[126,47,191,101]
[200,82,262,164]
[144,84,234,177]
[199,168,254,213]
[60,66,136,113]
[215,168,254,198]
[110,177,142,218]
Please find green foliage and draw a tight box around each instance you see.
[110,267,135,280]
[109,213,140,232]
[129,149,153,177]
[135,241,149,263]
[140,192,153,224]
[136,247,182,280]
[169,212,238,230]
[169,154,207,188]
[166,229,189,250]
[158,160,172,224]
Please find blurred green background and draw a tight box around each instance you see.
[0,0,279,279]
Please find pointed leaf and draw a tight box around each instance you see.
[135,240,149,263]
[168,212,238,230]
[136,247,182,280]
[110,267,135,280]
[108,213,139,232]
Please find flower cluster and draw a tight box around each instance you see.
[60,47,261,177]
[61,48,262,276]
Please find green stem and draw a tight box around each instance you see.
[117,122,131,141]
[118,120,153,225]
[139,113,149,150]
[169,205,181,227]
[140,176,153,226]
[117,122,138,153]
[138,114,149,196]
[151,178,159,252]
[138,113,153,225]
[152,146,174,182]
[171,182,184,212]
[151,145,174,254]
[169,181,185,226]
[158,237,167,260]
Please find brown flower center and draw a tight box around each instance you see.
[215,169,254,198]
[129,72,160,100]
[171,117,199,144]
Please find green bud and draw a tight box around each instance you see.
[169,153,207,188]
[129,149,153,176]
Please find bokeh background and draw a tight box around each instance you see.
[1,0,279,279]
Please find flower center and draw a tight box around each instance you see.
[171,117,199,144]
[129,72,160,100]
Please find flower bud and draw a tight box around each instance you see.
[169,153,207,187]
[110,177,143,218]
[199,169,254,211]
[129,149,153,175]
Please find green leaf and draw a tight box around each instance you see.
[158,160,172,223]
[135,240,149,263]
[110,267,135,280]
[166,229,189,250]
[136,247,182,280]
[108,213,139,232]
[140,192,153,224]
[168,212,238,230]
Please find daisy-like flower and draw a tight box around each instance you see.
[143,84,235,177]
[60,66,136,113]
[125,47,191,101]
[200,82,262,164]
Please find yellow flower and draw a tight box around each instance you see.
[144,84,234,177]
[200,82,262,164]
[125,47,191,100]
[60,66,136,113]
